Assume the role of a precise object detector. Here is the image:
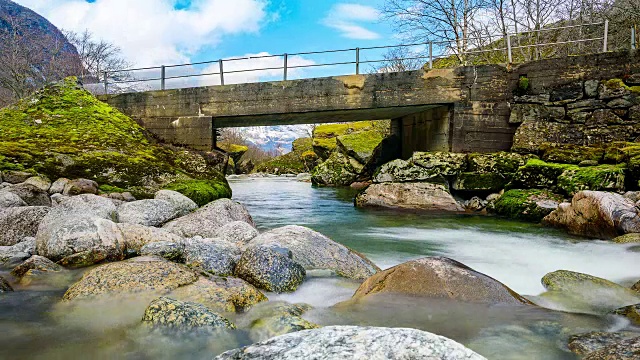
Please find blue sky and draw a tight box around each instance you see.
[16,0,400,85]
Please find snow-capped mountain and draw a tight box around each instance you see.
[235,125,313,153]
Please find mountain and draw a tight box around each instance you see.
[237,125,313,154]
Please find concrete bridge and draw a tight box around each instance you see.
[101,52,639,157]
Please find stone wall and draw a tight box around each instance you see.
[394,106,451,158]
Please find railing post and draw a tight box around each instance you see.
[103,71,108,94]
[355,48,360,75]
[219,59,224,86]
[506,34,513,64]
[429,42,433,69]
[160,65,166,90]
[283,53,288,81]
[603,20,609,52]
[633,27,637,50]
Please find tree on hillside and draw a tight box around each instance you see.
[0,15,80,106]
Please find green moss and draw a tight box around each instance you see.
[557,164,626,196]
[606,78,640,93]
[253,137,318,175]
[516,76,530,96]
[494,189,564,222]
[164,179,232,207]
[99,184,126,193]
[511,159,575,190]
[541,144,604,165]
[455,172,507,192]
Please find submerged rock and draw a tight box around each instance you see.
[170,276,267,313]
[235,245,306,293]
[543,191,640,239]
[350,256,531,305]
[10,255,62,278]
[0,206,51,246]
[611,304,640,326]
[216,325,486,360]
[0,275,12,292]
[163,199,254,238]
[568,332,638,355]
[244,302,319,342]
[247,225,379,280]
[142,297,235,333]
[62,256,198,301]
[583,336,640,360]
[355,182,464,212]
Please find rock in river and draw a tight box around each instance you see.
[0,275,12,293]
[170,276,267,313]
[350,256,531,305]
[247,225,378,280]
[235,245,306,293]
[183,237,242,276]
[583,336,640,360]
[543,191,640,239]
[163,199,254,238]
[242,302,319,342]
[568,331,639,355]
[10,255,62,278]
[0,206,50,246]
[355,182,464,213]
[216,325,486,360]
[142,297,235,334]
[62,256,198,301]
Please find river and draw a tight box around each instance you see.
[0,177,638,359]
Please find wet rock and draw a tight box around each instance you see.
[633,280,640,293]
[0,276,12,292]
[493,189,563,222]
[163,199,254,238]
[613,233,640,244]
[235,245,306,293]
[611,304,640,326]
[117,199,179,227]
[62,178,98,196]
[170,276,267,313]
[0,191,27,208]
[154,190,197,217]
[10,255,63,278]
[140,241,184,262]
[568,331,638,355]
[117,223,183,254]
[351,257,531,305]
[216,221,258,247]
[2,171,32,184]
[4,183,51,206]
[355,182,464,213]
[540,270,640,314]
[244,302,319,342]
[543,191,640,239]
[62,256,198,301]
[142,297,235,334]
[48,178,69,194]
[582,336,640,360]
[311,152,363,187]
[247,225,379,280]
[216,326,487,360]
[183,237,242,276]
[411,152,467,176]
[23,176,51,192]
[372,159,444,184]
[0,206,51,246]
[296,173,311,182]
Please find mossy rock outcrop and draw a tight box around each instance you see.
[219,143,248,164]
[0,78,229,198]
[336,130,385,164]
[312,121,383,160]
[493,189,564,222]
[540,144,604,165]
[163,179,232,207]
[253,137,318,175]
[311,152,363,186]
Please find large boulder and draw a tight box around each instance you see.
[62,256,198,301]
[568,332,639,356]
[170,276,267,313]
[311,152,363,186]
[543,191,640,239]
[216,326,486,360]
[350,257,531,305]
[247,225,378,280]
[336,130,385,164]
[411,152,468,176]
[0,206,50,246]
[3,183,51,206]
[0,191,27,208]
[53,194,117,220]
[154,190,197,217]
[116,199,179,227]
[355,182,464,212]
[583,336,640,360]
[216,221,259,247]
[141,297,235,333]
[183,237,242,276]
[539,270,640,314]
[117,223,183,254]
[23,176,51,192]
[234,245,306,293]
[493,189,563,222]
[163,199,254,238]
[372,159,445,184]
[2,171,32,184]
[0,238,36,265]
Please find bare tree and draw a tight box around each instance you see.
[381,0,488,64]
[376,46,425,73]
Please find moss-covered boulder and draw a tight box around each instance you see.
[372,159,445,184]
[219,144,248,164]
[311,152,363,186]
[493,189,564,222]
[244,302,319,342]
[612,233,640,244]
[142,297,236,334]
[541,144,604,165]
[467,152,530,175]
[452,173,507,192]
[312,121,382,160]
[0,78,229,198]
[336,130,384,164]
[163,179,231,207]
[253,138,317,175]
[411,152,468,176]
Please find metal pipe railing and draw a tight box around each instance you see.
[99,21,617,94]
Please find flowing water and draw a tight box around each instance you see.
[1,177,638,359]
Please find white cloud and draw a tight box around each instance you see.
[323,3,381,40]
[14,0,268,67]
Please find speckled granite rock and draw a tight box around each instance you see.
[141,297,235,334]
